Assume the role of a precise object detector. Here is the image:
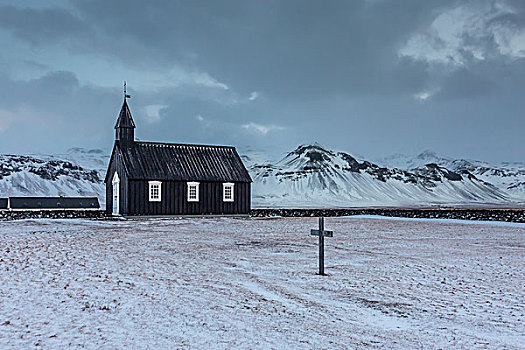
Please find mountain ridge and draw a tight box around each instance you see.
[0,144,523,208]
[248,144,521,208]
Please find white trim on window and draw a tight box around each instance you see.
[223,182,234,202]
[187,182,200,202]
[148,181,162,202]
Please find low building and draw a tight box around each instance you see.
[4,197,99,210]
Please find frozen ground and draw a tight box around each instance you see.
[0,217,524,349]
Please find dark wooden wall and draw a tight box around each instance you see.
[105,160,115,216]
[127,180,251,215]
[8,197,99,209]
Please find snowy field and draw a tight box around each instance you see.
[0,217,524,349]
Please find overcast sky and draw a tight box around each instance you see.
[0,0,524,162]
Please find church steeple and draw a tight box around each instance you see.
[115,82,135,148]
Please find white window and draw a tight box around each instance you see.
[149,181,162,202]
[187,182,199,202]
[223,182,234,202]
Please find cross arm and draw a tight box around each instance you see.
[310,229,333,237]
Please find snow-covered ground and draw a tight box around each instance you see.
[0,217,524,349]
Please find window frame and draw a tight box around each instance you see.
[223,182,234,202]
[148,181,162,202]
[187,182,200,202]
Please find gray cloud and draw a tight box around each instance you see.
[0,4,87,46]
[0,0,523,162]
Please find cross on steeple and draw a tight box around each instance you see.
[124,81,131,100]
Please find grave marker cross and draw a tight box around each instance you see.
[310,217,333,275]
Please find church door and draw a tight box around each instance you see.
[112,172,120,215]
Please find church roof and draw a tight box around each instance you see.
[115,141,252,183]
[114,100,136,129]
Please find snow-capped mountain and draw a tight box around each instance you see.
[0,144,523,208]
[377,150,525,199]
[0,148,108,205]
[248,144,523,207]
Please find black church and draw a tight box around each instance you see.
[105,93,252,216]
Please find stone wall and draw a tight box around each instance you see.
[2,208,524,223]
[250,208,525,223]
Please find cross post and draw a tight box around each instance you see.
[319,217,325,275]
[310,217,333,275]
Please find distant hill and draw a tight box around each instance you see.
[0,148,107,205]
[1,145,523,208]
[245,144,525,208]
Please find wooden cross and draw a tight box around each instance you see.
[310,217,333,275]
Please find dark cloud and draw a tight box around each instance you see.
[0,0,523,162]
[0,5,87,46]
[0,71,117,153]
[71,0,437,97]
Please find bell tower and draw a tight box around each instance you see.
[114,82,135,148]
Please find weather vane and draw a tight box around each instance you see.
[124,81,131,100]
